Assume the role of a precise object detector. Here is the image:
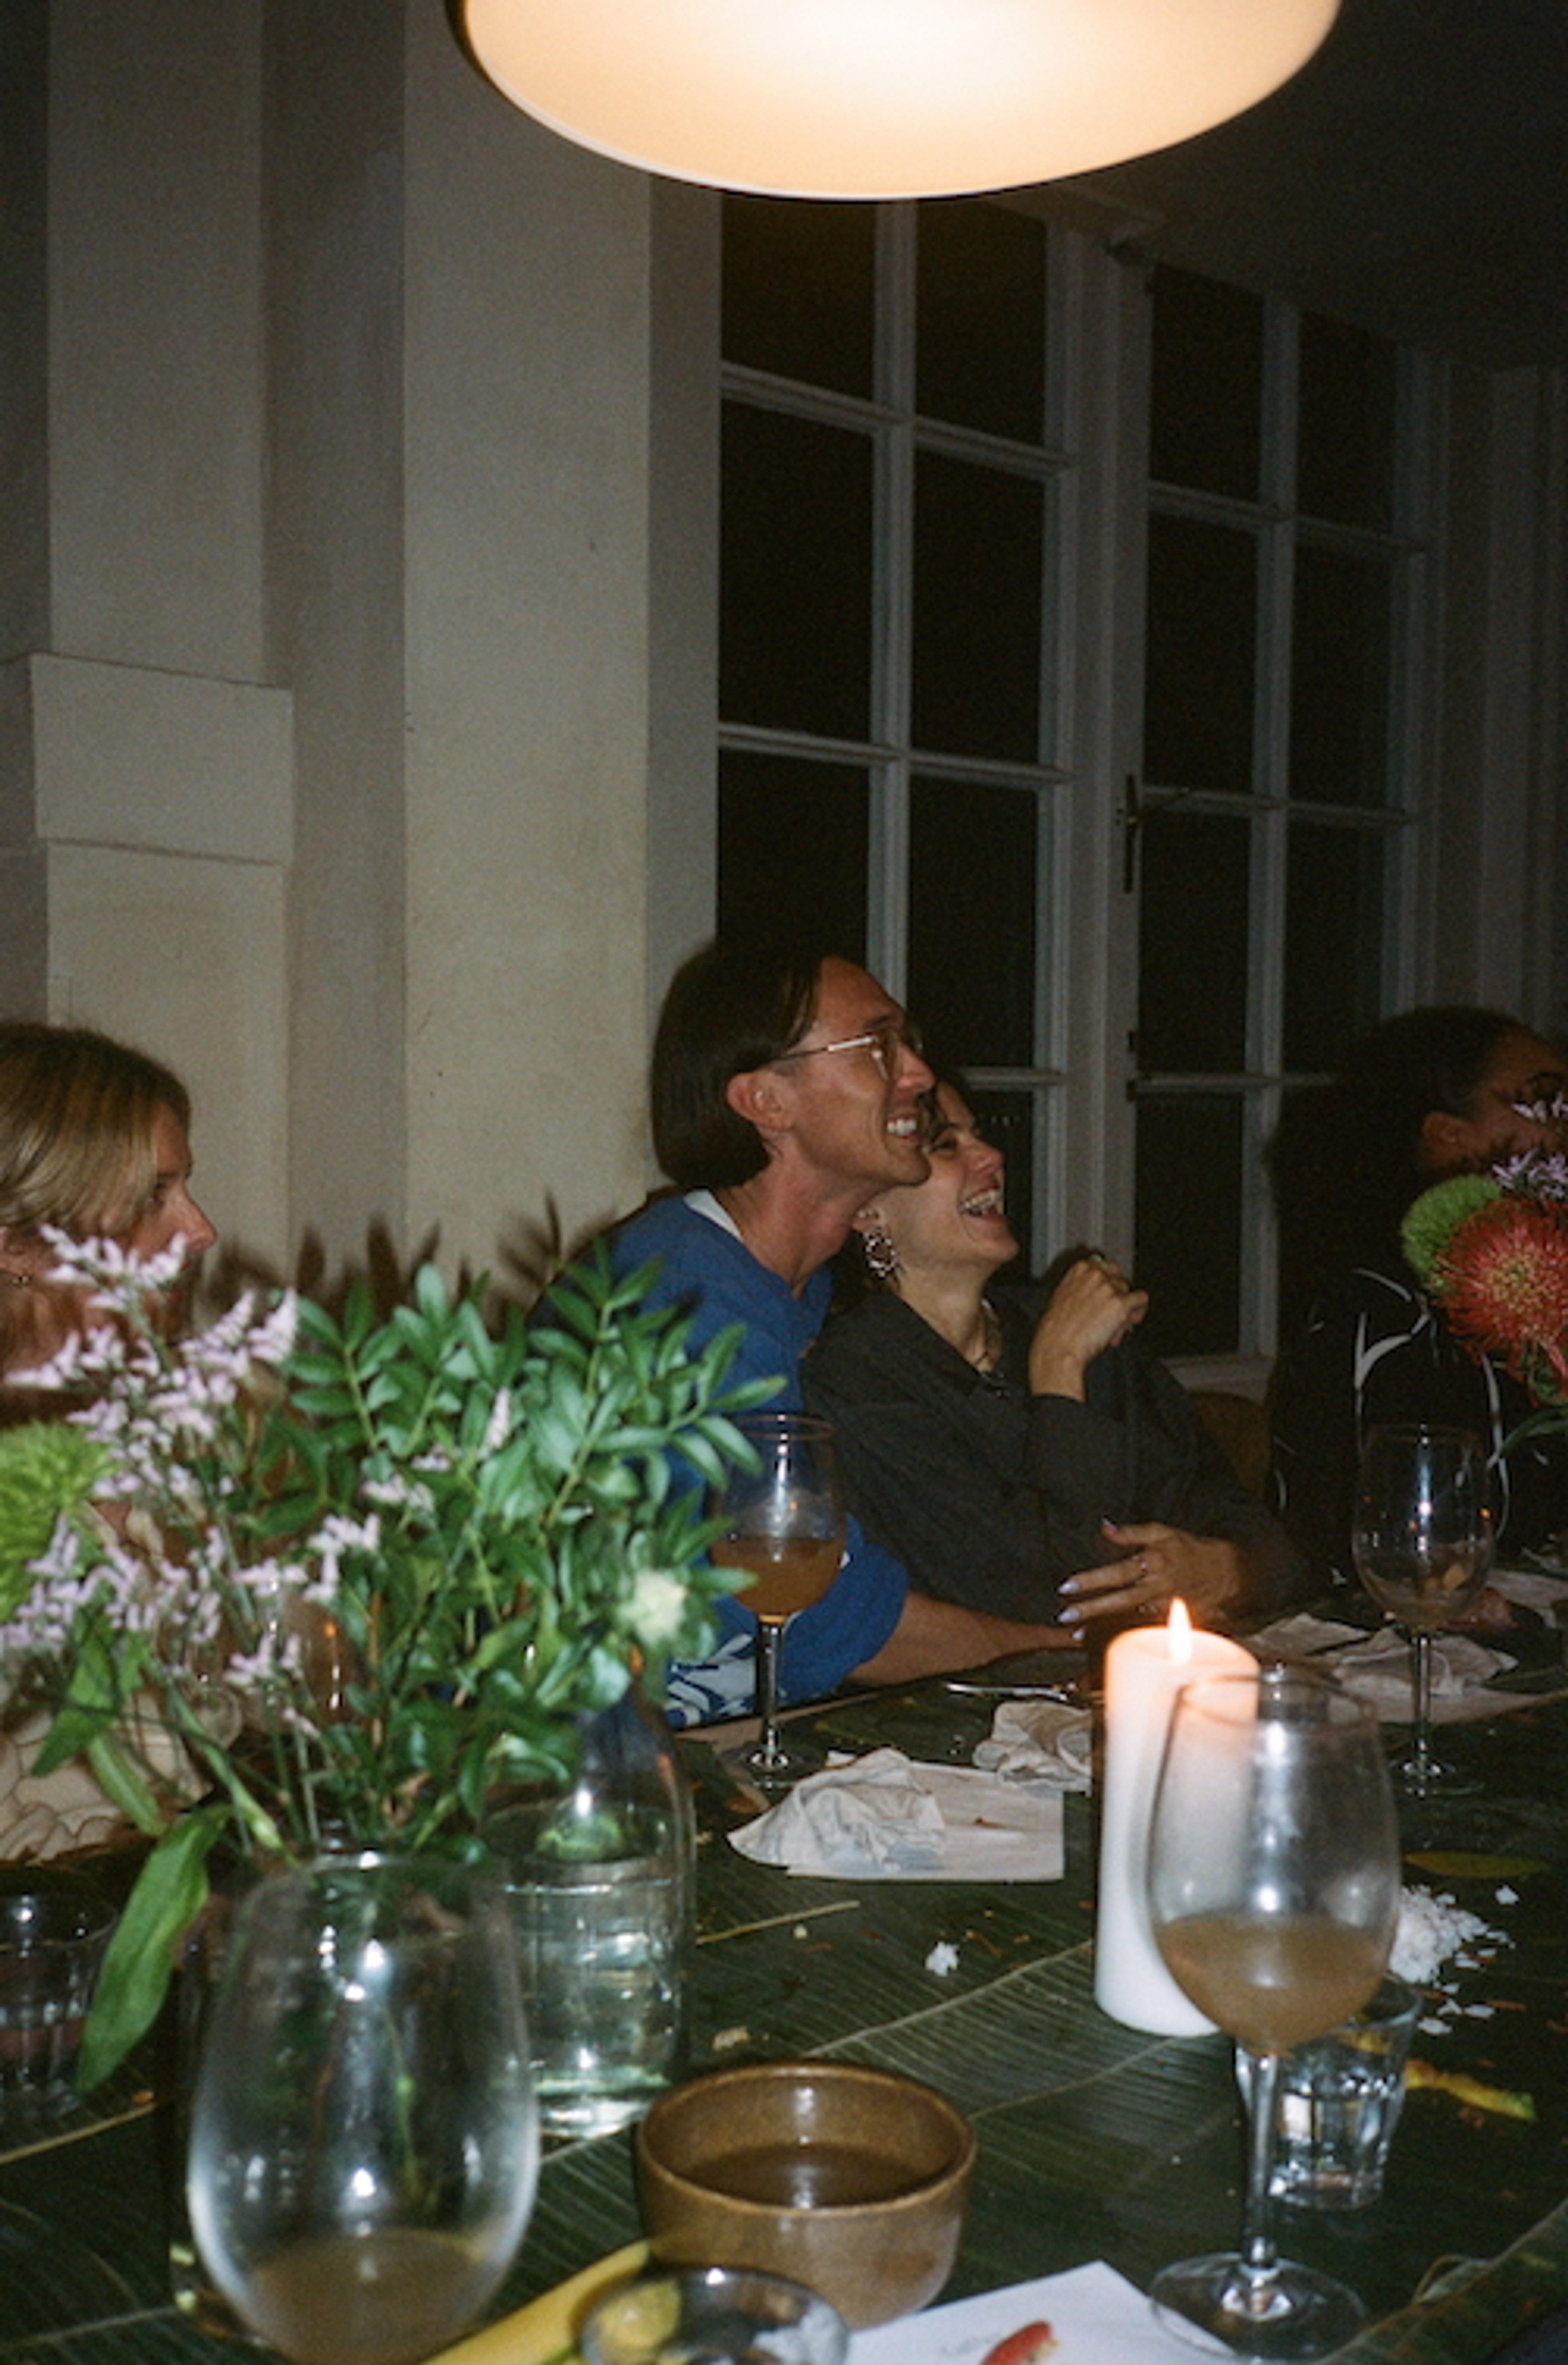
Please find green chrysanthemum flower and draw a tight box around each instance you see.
[0,1423,108,1618]
[1401,1173,1501,1285]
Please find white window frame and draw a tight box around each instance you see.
[646,181,1568,1392]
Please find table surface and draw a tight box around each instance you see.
[5,1674,1568,2365]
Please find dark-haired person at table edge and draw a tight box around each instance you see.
[1268,1005,1568,1591]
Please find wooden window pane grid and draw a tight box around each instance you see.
[719,195,1066,1281]
[716,207,1428,1356]
[1134,280,1422,1355]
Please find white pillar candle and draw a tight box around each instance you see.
[1094,1600,1254,2034]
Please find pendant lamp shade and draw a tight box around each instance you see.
[461,0,1341,201]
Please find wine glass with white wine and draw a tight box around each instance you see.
[1146,1664,1400,2359]
[1351,1422,1495,1798]
[710,1412,845,1791]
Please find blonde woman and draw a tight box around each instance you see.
[0,1022,215,1411]
[0,1021,216,1855]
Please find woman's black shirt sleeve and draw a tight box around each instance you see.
[803,1287,1306,1621]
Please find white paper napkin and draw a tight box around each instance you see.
[972,1699,1094,1791]
[1256,1612,1511,1716]
[727,1747,1064,1880]
[1491,1565,1568,1619]
[850,2259,1224,2365]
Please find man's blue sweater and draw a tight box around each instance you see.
[612,1192,907,1723]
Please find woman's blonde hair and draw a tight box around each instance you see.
[0,1023,191,1246]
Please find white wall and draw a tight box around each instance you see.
[2,0,669,1285]
[7,2,291,1273]
[1429,364,1568,1036]
[402,6,656,1278]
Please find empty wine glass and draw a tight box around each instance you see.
[1147,1664,1400,2358]
[710,1413,846,1791]
[1351,1422,1495,1797]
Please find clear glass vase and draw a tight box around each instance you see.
[486,1679,694,2139]
[185,1850,539,2365]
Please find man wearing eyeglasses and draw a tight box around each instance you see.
[614,936,1066,1723]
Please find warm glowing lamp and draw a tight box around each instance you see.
[461,0,1340,201]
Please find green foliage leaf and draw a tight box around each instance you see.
[76,1805,227,2093]
[31,1621,129,1774]
[18,1231,765,1953]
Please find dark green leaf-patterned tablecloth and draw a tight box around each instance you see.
[5,1683,1567,2363]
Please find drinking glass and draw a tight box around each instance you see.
[710,1413,846,1790]
[1146,1664,1400,2358]
[186,1851,539,2365]
[583,2267,848,2365]
[1351,1422,1495,1797]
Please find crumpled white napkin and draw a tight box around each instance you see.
[727,1747,1064,1880]
[973,1698,1094,1791]
[1256,1613,1511,1716]
[728,1749,946,1874]
[1331,1625,1510,1712]
[1492,1565,1568,1619]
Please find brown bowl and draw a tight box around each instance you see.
[634,2060,974,2329]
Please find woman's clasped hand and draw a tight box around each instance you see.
[1058,1516,1254,1630]
[1023,1248,1148,1395]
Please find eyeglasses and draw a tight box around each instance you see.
[773,1017,925,1082]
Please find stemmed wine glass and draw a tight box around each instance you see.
[1146,1664,1400,2359]
[710,1413,846,1791]
[1351,1422,1495,1798]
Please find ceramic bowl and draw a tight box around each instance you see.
[634,2060,974,2328]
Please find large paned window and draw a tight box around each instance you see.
[1136,269,1423,1355]
[719,197,1068,1275]
[716,209,1430,1363]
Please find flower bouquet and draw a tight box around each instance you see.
[1401,1148,1568,1435]
[0,1237,771,2089]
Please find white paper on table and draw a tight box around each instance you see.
[849,2261,1226,2365]
[973,1700,1093,1791]
[1491,1565,1568,1618]
[726,1748,1064,1880]
[1253,1612,1512,1720]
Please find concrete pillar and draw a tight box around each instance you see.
[0,1,291,1272]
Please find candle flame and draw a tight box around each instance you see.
[1165,1597,1193,1661]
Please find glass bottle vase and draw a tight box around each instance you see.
[486,1678,695,2139]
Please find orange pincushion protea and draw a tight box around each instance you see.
[1434,1195,1568,1405]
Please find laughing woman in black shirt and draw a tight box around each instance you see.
[804,1081,1306,1635]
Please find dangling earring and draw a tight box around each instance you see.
[860,1224,901,1284]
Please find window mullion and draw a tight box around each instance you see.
[870,203,915,991]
